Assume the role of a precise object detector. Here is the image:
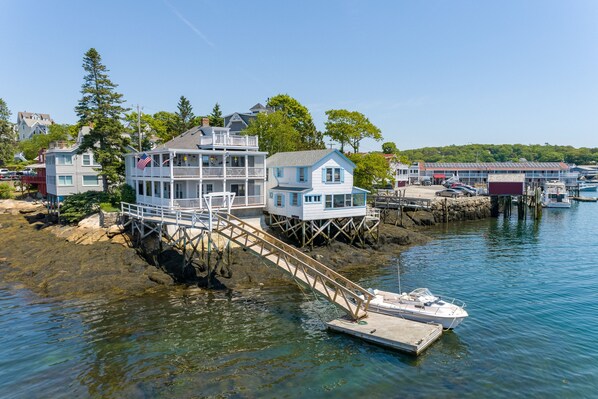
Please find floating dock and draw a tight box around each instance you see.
[571,196,597,202]
[327,313,443,355]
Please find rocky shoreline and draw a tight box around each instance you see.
[0,199,460,302]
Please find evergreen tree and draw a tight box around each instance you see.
[175,95,195,134]
[75,48,129,192]
[0,98,16,166]
[209,102,224,127]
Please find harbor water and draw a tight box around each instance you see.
[1,198,598,398]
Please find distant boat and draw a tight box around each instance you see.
[578,182,598,192]
[541,180,571,208]
[362,288,469,329]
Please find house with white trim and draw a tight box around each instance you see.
[17,112,54,141]
[125,118,267,215]
[266,149,368,221]
[45,126,101,202]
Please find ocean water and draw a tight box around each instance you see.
[1,197,597,398]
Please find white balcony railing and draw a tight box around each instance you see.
[173,195,264,209]
[131,165,264,179]
[199,134,258,148]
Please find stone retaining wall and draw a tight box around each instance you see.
[430,196,491,222]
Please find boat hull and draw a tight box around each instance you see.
[367,305,467,329]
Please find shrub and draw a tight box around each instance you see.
[108,183,136,207]
[60,191,109,223]
[0,182,14,199]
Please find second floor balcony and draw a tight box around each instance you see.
[199,133,258,149]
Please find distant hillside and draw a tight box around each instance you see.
[400,144,598,164]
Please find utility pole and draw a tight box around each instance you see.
[137,104,142,151]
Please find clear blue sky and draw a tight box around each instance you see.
[1,0,597,151]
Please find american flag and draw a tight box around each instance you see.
[136,153,152,170]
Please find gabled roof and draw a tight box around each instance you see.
[267,148,354,168]
[250,103,267,112]
[17,112,54,126]
[156,126,205,150]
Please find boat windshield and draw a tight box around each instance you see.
[410,288,434,297]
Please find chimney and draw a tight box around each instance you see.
[202,117,210,127]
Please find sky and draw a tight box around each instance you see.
[1,0,597,151]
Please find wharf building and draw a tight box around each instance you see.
[413,161,577,186]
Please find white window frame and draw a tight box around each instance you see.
[82,154,92,166]
[82,175,99,186]
[57,175,73,186]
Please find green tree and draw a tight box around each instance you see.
[242,111,300,156]
[267,94,324,150]
[382,141,399,154]
[325,109,383,154]
[75,48,129,192]
[19,124,75,160]
[152,111,179,143]
[174,95,195,135]
[209,103,224,127]
[348,152,392,192]
[0,98,17,166]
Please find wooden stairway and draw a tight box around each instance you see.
[214,213,373,320]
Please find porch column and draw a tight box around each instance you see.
[245,155,249,206]
[169,181,174,208]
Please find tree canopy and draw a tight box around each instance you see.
[324,109,382,153]
[19,124,76,160]
[174,95,195,135]
[0,98,16,166]
[400,143,598,165]
[267,94,324,150]
[75,48,129,191]
[348,152,392,192]
[382,141,399,154]
[209,103,224,127]
[242,111,300,156]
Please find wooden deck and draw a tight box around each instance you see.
[327,313,443,355]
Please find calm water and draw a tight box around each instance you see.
[1,198,598,398]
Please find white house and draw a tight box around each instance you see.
[45,126,101,203]
[17,112,54,141]
[125,118,267,214]
[266,149,368,221]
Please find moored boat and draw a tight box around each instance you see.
[578,182,598,192]
[363,288,468,329]
[541,180,571,208]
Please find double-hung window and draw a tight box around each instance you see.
[56,155,73,165]
[324,167,343,183]
[82,175,99,186]
[297,167,307,183]
[82,154,92,166]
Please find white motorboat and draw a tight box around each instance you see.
[578,182,598,192]
[363,288,468,329]
[541,180,571,208]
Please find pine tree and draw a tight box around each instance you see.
[0,98,16,166]
[209,103,224,127]
[75,48,129,192]
[175,95,195,134]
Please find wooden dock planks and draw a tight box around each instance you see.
[327,313,443,355]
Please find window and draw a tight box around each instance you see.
[204,183,213,194]
[138,181,144,195]
[146,181,152,197]
[304,195,321,203]
[297,167,307,182]
[82,175,99,186]
[324,167,343,183]
[275,194,284,207]
[325,195,332,209]
[269,192,274,199]
[324,193,353,209]
[56,155,73,165]
[155,182,161,197]
[58,175,73,186]
[352,193,366,206]
[82,154,92,166]
[275,168,283,178]
[163,183,171,199]
[231,184,245,196]
[290,193,299,206]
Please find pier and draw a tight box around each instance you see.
[120,198,443,355]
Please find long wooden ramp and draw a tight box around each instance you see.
[214,213,373,320]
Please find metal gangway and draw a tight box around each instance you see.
[120,196,373,320]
